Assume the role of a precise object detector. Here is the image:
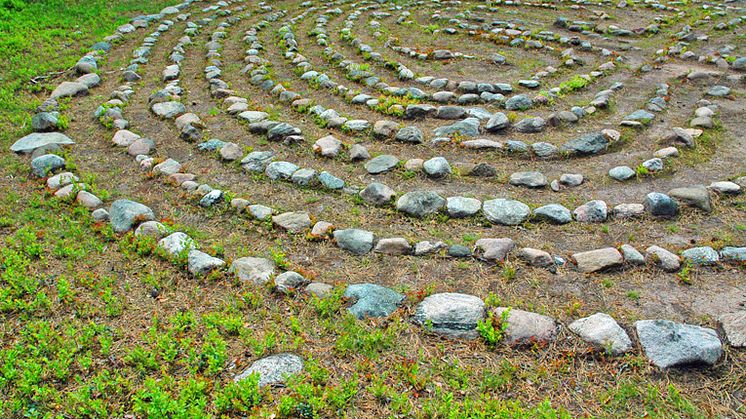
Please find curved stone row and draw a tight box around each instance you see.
[20,152,746,372]
[8,0,746,387]
[111,10,746,251]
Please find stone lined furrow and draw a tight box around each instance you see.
[8,0,746,379]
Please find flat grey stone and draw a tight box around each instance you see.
[158,232,196,256]
[396,191,445,218]
[572,247,623,272]
[669,186,711,212]
[230,257,276,284]
[635,320,722,368]
[720,247,746,263]
[344,283,405,319]
[560,132,608,155]
[569,313,632,355]
[11,132,74,154]
[306,282,334,298]
[423,157,451,178]
[248,205,273,220]
[474,238,514,262]
[135,221,168,239]
[291,168,317,187]
[395,126,423,144]
[446,196,482,218]
[509,171,547,188]
[514,117,545,133]
[334,229,374,255]
[518,248,553,267]
[188,249,225,275]
[414,293,485,339]
[621,244,645,265]
[482,199,530,225]
[272,212,311,233]
[433,117,480,137]
[494,308,557,345]
[234,353,303,387]
[51,81,88,99]
[241,151,274,172]
[199,190,223,207]
[644,192,679,218]
[609,166,635,181]
[373,237,412,255]
[318,171,344,190]
[151,101,185,118]
[266,161,299,180]
[364,155,399,174]
[533,204,572,224]
[313,135,342,157]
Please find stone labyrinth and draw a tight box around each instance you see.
[10,0,746,385]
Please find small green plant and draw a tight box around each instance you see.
[477,309,510,347]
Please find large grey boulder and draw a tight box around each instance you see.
[360,183,395,205]
[446,196,482,218]
[11,132,74,154]
[560,132,609,156]
[230,257,276,284]
[509,171,547,188]
[494,308,557,345]
[31,154,65,177]
[396,191,445,218]
[635,320,722,368]
[645,245,680,272]
[474,238,514,262]
[234,353,303,387]
[482,199,531,225]
[109,199,155,233]
[272,212,311,233]
[158,232,196,256]
[414,293,485,339]
[433,117,480,137]
[333,229,375,255]
[572,247,623,272]
[681,246,719,266]
[533,204,572,224]
[51,81,88,99]
[344,284,405,319]
[151,101,185,118]
[668,186,711,212]
[187,250,225,275]
[364,154,399,174]
[569,313,632,355]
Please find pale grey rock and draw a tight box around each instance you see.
[188,249,225,276]
[414,293,485,339]
[569,313,632,355]
[482,199,531,225]
[635,320,722,368]
[230,257,276,284]
[494,308,557,345]
[572,247,623,272]
[234,353,303,387]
